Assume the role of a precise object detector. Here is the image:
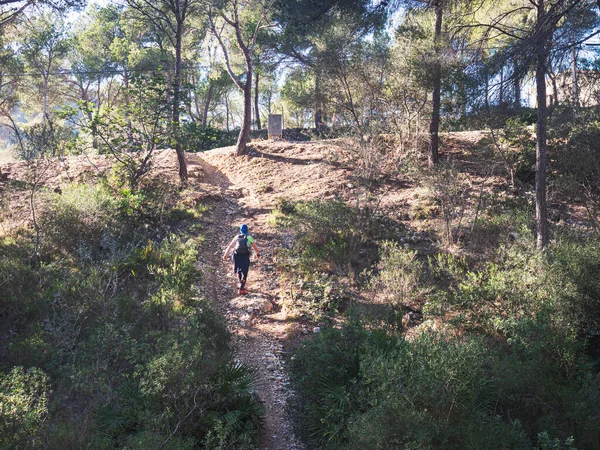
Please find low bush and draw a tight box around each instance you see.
[283,276,350,321]
[41,183,119,254]
[180,123,238,152]
[367,242,427,328]
[273,198,380,319]
[290,323,531,449]
[0,177,263,448]
[544,240,600,341]
[0,366,50,450]
[551,117,600,230]
[273,198,375,275]
[290,237,600,449]
[501,118,536,185]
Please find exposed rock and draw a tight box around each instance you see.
[230,293,274,314]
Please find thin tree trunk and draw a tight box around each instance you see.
[499,66,504,106]
[236,76,253,156]
[123,69,134,141]
[254,71,261,130]
[225,95,230,131]
[571,46,579,113]
[514,60,521,109]
[535,1,549,250]
[315,61,325,134]
[202,78,214,131]
[551,75,559,107]
[173,14,187,181]
[428,1,443,167]
[43,75,49,124]
[30,179,41,260]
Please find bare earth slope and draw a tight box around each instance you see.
[188,141,359,450]
[5,133,587,449]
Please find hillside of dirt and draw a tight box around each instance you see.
[1,133,593,449]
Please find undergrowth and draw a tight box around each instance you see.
[0,174,262,448]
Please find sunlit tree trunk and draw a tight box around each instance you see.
[514,60,521,109]
[535,0,549,250]
[571,46,579,113]
[254,68,261,130]
[202,78,214,131]
[428,0,443,167]
[237,67,253,155]
[315,62,325,135]
[173,7,187,180]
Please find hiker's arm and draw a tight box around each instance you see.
[222,238,236,260]
[251,242,260,258]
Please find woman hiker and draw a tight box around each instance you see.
[222,224,260,295]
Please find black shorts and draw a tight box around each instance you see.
[232,253,250,277]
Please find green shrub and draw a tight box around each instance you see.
[145,234,201,317]
[551,119,600,230]
[284,276,350,321]
[545,240,600,336]
[101,169,180,225]
[180,123,238,152]
[289,238,600,449]
[500,118,535,185]
[288,323,365,446]
[0,240,44,319]
[420,162,470,244]
[273,198,375,319]
[424,245,541,335]
[289,324,530,449]
[42,183,118,254]
[0,367,50,450]
[1,176,262,448]
[370,241,425,306]
[274,198,370,274]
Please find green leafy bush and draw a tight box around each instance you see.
[0,239,44,319]
[0,177,263,448]
[290,237,600,449]
[0,367,50,450]
[545,241,600,336]
[289,324,530,449]
[370,241,425,306]
[41,183,119,253]
[551,118,600,230]
[501,118,536,184]
[284,276,350,321]
[180,123,238,152]
[274,198,370,274]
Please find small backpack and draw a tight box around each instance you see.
[234,234,250,255]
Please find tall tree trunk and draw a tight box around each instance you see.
[315,60,325,135]
[571,46,579,113]
[42,75,49,124]
[233,35,253,156]
[173,15,187,181]
[123,68,134,141]
[484,61,490,111]
[428,1,443,167]
[236,76,253,156]
[551,75,559,107]
[225,95,230,131]
[202,78,214,131]
[514,60,521,109]
[499,66,504,106]
[254,71,261,130]
[535,1,549,250]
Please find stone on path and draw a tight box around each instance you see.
[230,293,274,314]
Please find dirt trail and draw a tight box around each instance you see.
[187,149,305,450]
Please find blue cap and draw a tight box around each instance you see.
[240,224,248,235]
